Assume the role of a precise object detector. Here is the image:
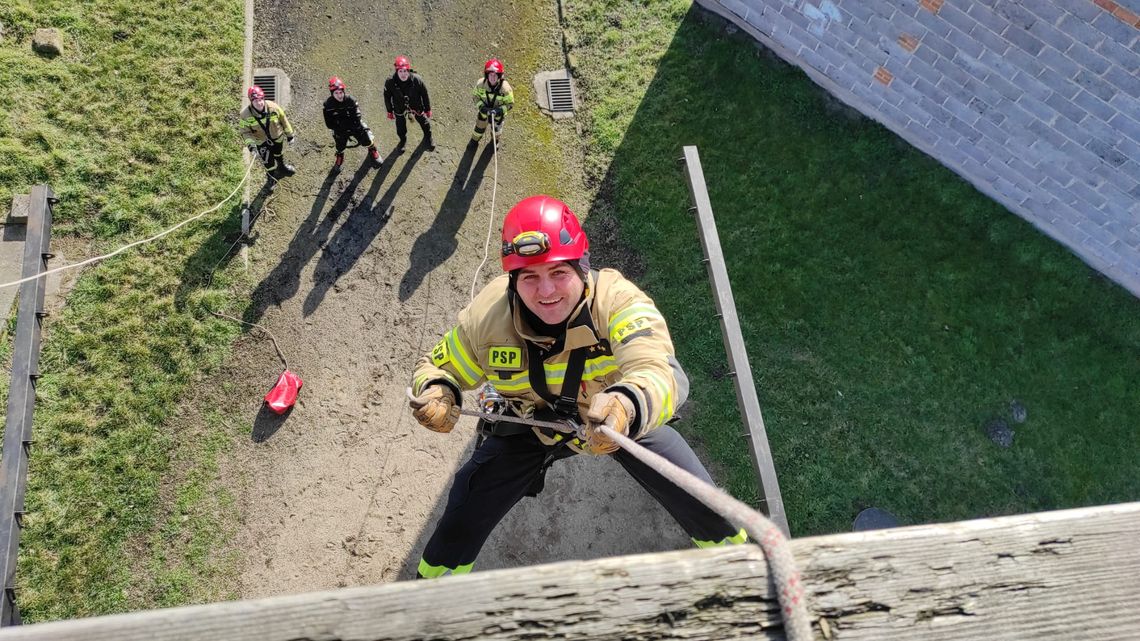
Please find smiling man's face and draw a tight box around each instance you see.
[515,261,583,326]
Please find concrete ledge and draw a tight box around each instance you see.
[8,194,29,223]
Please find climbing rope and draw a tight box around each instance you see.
[209,310,289,370]
[0,160,255,291]
[598,425,813,641]
[469,111,501,301]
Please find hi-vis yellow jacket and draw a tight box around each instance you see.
[237,100,294,146]
[412,269,689,454]
[472,78,515,113]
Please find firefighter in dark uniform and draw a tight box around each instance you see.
[383,56,434,152]
[323,76,383,171]
[407,196,746,578]
[470,58,514,147]
[238,85,296,180]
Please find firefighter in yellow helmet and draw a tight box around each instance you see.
[408,196,746,579]
[238,85,296,181]
[469,58,514,147]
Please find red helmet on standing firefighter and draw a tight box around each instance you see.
[247,85,265,101]
[328,76,346,92]
[501,196,588,272]
[484,58,504,76]
[394,55,411,70]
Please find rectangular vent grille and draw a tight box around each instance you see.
[546,77,574,112]
[253,74,277,102]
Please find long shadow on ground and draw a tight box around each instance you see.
[244,161,374,326]
[173,182,275,311]
[303,142,426,316]
[398,142,496,302]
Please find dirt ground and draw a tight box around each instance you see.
[193,0,698,598]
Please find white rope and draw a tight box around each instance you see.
[469,111,501,301]
[0,159,254,291]
[210,310,289,370]
[598,425,813,641]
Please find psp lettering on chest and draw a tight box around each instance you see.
[487,346,523,370]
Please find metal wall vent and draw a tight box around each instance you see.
[253,74,278,102]
[252,68,291,107]
[546,76,574,112]
[254,74,278,101]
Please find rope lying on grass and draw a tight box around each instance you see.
[209,310,289,370]
[0,160,255,291]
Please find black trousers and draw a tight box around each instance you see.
[395,112,431,143]
[332,124,374,152]
[419,425,739,573]
[256,139,285,170]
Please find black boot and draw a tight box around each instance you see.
[396,138,407,153]
[277,163,296,178]
[425,136,435,151]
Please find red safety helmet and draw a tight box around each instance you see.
[484,58,504,76]
[501,196,587,272]
[328,76,346,92]
[394,55,411,70]
[247,85,265,101]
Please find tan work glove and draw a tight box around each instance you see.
[584,391,635,455]
[409,385,461,433]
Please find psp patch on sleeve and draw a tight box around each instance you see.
[431,338,450,367]
[613,316,655,344]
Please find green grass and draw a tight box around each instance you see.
[564,0,1140,535]
[0,0,247,620]
[139,410,244,608]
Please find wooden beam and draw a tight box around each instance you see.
[3,502,1138,640]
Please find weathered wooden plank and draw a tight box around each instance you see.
[3,502,1138,640]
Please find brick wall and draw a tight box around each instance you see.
[698,0,1140,297]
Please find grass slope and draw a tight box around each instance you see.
[564,0,1140,535]
[1,0,246,619]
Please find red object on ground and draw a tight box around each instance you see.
[264,369,303,414]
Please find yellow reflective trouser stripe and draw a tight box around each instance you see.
[641,370,674,423]
[445,328,483,386]
[418,558,474,578]
[692,528,748,549]
[490,356,618,392]
[607,304,663,338]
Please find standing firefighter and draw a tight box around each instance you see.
[407,196,746,579]
[469,58,514,147]
[238,85,296,180]
[383,56,434,152]
[323,76,383,171]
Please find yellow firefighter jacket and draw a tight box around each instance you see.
[472,78,515,113]
[237,100,294,146]
[412,269,689,454]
